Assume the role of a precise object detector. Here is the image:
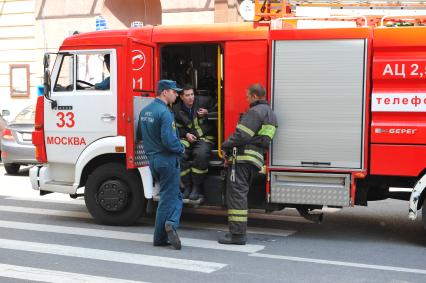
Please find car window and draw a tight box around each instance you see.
[14,105,35,123]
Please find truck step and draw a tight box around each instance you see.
[270,172,351,207]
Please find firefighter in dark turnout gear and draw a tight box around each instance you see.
[218,84,278,245]
[173,84,215,201]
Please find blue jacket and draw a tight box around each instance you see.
[138,98,184,158]
[95,77,110,90]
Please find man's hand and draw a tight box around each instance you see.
[221,149,229,167]
[186,133,197,143]
[197,108,208,117]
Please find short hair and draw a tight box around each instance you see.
[182,84,194,92]
[104,54,110,70]
[248,84,266,98]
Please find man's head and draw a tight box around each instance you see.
[104,54,110,72]
[180,84,195,108]
[246,84,266,105]
[157,80,182,104]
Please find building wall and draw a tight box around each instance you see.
[0,0,37,118]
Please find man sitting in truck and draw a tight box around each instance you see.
[173,84,215,201]
[94,54,110,90]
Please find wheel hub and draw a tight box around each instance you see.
[97,180,129,212]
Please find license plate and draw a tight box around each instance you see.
[22,133,32,141]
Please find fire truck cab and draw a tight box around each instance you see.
[30,20,426,230]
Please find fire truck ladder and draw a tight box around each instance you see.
[254,0,426,26]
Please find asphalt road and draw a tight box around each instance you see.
[0,164,425,283]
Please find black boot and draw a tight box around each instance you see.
[189,184,201,200]
[218,233,246,245]
[182,186,191,199]
[165,223,181,250]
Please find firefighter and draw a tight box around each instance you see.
[173,84,215,201]
[139,80,185,250]
[218,84,278,245]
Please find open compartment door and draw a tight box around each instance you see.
[126,39,155,168]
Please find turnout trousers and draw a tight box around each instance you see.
[180,140,212,187]
[149,154,183,245]
[226,162,258,235]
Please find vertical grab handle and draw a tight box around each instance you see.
[217,45,223,159]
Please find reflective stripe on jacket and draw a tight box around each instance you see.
[222,100,278,169]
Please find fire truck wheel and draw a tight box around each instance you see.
[422,201,426,230]
[4,163,20,175]
[85,162,145,226]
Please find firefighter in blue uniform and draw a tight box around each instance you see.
[138,80,184,250]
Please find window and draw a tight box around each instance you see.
[54,54,74,92]
[10,64,30,97]
[76,53,110,90]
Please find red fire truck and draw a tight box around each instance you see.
[30,11,426,230]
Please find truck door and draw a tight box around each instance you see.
[45,50,118,165]
[128,40,155,168]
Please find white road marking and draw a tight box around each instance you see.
[0,239,226,273]
[4,196,85,205]
[0,263,147,283]
[179,220,296,237]
[0,220,264,253]
[0,203,296,238]
[389,187,412,193]
[250,253,426,275]
[185,207,310,223]
[0,205,90,219]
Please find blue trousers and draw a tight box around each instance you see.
[149,154,182,245]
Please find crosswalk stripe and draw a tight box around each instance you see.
[0,263,147,283]
[184,207,309,223]
[0,203,294,239]
[179,221,296,237]
[4,196,85,205]
[0,238,226,273]
[0,220,264,253]
[250,253,426,275]
[0,205,91,219]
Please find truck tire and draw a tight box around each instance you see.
[4,163,20,175]
[84,162,145,225]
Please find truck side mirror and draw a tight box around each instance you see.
[43,53,50,69]
[43,69,51,98]
[1,109,10,117]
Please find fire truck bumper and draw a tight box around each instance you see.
[29,165,78,194]
[29,166,42,191]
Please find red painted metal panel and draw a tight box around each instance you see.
[152,23,268,43]
[126,40,156,169]
[371,112,426,145]
[370,144,426,177]
[223,40,268,139]
[371,28,426,177]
